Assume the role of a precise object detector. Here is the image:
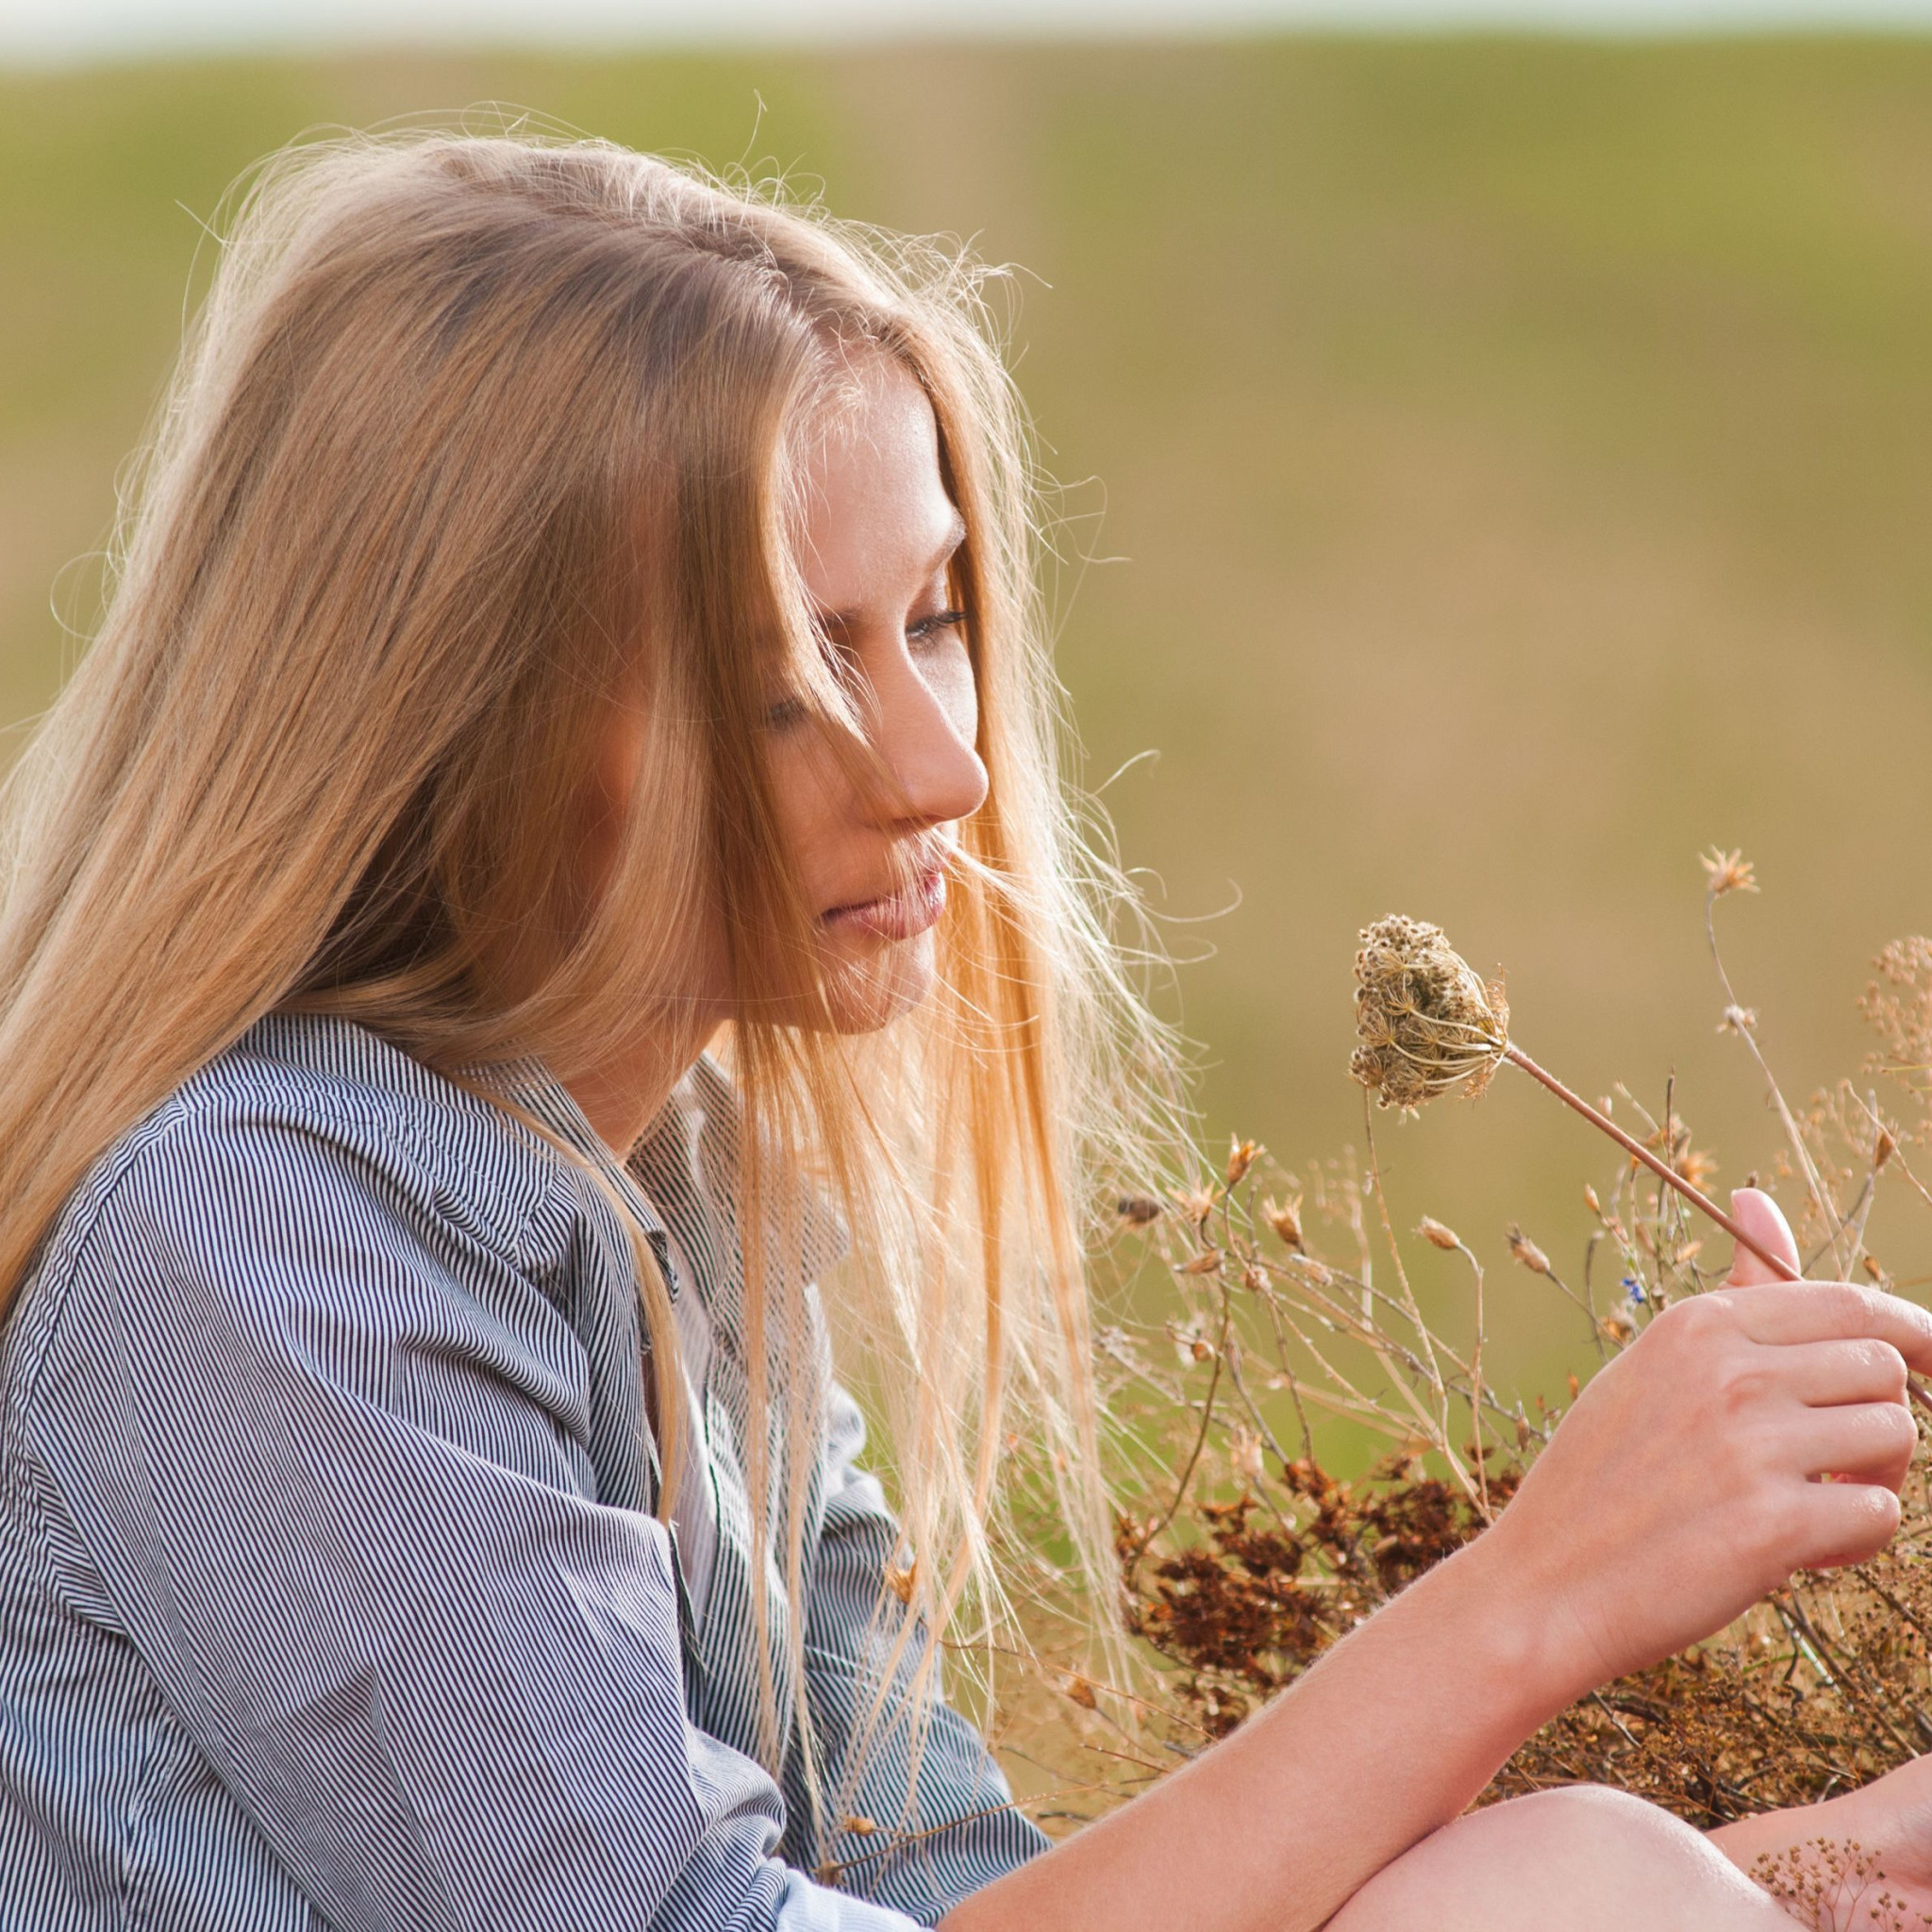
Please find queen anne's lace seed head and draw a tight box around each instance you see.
[1349,914,1510,1110]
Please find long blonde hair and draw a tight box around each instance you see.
[0,124,1184,1830]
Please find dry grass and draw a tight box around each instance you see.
[1752,1840,1932,1930]
[975,854,1932,1927]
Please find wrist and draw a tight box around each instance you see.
[1410,1521,1598,1737]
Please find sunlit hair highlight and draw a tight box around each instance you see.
[0,124,1188,1838]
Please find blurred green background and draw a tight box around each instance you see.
[8,34,1932,1406]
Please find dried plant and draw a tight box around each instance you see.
[1350,907,1804,1283]
[1350,914,1510,1108]
[1753,1840,1932,1930]
[973,848,1932,1911]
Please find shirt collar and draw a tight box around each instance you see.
[474,1054,681,1301]
[468,1046,852,1294]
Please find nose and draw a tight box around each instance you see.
[864,643,989,833]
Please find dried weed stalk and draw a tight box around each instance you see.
[1350,902,1803,1283]
[980,852,1932,1895]
[1753,1839,1932,1930]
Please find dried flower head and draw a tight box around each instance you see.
[1701,846,1758,898]
[1224,1138,1259,1188]
[1230,1424,1266,1488]
[1172,1322,1216,1363]
[1417,1216,1461,1251]
[1261,1194,1304,1250]
[1860,937,1932,1096]
[1676,1148,1719,1191]
[1506,1224,1552,1276]
[1172,1185,1219,1227]
[1749,1838,1927,1932]
[1116,1193,1163,1226]
[1350,915,1510,1109]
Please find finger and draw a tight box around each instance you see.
[1774,1338,1910,1409]
[1787,1479,1904,1572]
[1790,1400,1919,1490]
[1707,1280,1932,1374]
[1725,1187,1800,1286]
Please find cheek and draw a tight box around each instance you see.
[762,736,845,891]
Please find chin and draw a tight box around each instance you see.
[816,931,939,1034]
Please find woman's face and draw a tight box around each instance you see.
[769,352,990,1030]
[591,351,988,1039]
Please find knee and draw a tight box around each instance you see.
[1325,1785,1780,1932]
[1462,1783,1683,1866]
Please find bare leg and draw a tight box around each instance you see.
[1326,1787,1793,1932]
[1711,1751,1932,1921]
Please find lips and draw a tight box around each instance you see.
[820,866,947,941]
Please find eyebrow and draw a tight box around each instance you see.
[815,512,968,634]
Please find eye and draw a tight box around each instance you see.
[908,608,967,648]
[761,692,808,733]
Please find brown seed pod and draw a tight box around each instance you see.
[1349,915,1510,1109]
[1261,1193,1304,1250]
[1505,1224,1552,1276]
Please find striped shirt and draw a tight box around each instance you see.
[0,1010,1046,1929]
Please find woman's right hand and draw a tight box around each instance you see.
[947,1190,1932,1932]
[1472,1187,1932,1700]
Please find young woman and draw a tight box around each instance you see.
[2,126,1930,1932]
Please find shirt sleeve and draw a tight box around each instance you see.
[799,1382,1050,1925]
[18,1107,923,1932]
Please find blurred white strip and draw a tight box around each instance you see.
[5,0,1932,65]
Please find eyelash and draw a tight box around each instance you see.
[763,611,969,731]
[908,608,968,645]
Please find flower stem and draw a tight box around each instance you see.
[1501,1043,1796,1280]
[1504,1044,1932,1410]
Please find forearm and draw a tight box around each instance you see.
[942,1535,1582,1932]
[945,1234,1932,1932]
